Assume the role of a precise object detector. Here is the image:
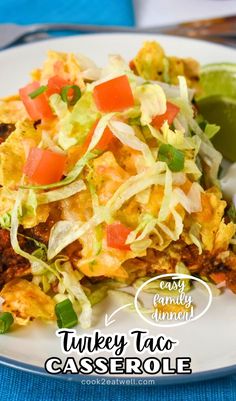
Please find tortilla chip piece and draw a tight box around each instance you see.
[0,120,41,188]
[0,96,28,124]
[1,279,55,325]
[214,221,236,252]
[132,41,165,81]
[191,189,234,251]
[34,50,84,89]
[130,41,200,89]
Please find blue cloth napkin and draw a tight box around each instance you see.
[0,1,236,400]
[1,364,236,401]
[0,0,134,26]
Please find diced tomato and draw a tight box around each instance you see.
[106,223,132,250]
[46,75,71,97]
[96,126,115,151]
[23,147,67,185]
[93,75,134,112]
[19,82,53,120]
[82,120,115,153]
[210,272,227,284]
[152,101,180,130]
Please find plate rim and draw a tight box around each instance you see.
[1,31,236,59]
[1,355,236,385]
[0,32,236,385]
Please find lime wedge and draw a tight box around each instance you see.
[198,63,236,100]
[197,95,236,162]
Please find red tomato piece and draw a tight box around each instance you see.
[19,82,53,120]
[210,272,227,284]
[46,75,71,97]
[96,126,115,151]
[23,147,67,185]
[93,75,134,112]
[82,120,115,153]
[106,223,132,250]
[152,101,180,130]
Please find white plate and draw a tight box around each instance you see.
[0,34,236,384]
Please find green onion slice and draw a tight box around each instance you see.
[61,85,81,106]
[0,312,14,334]
[29,85,48,99]
[228,202,236,223]
[55,299,78,329]
[158,144,185,172]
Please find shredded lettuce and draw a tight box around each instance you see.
[228,201,236,223]
[87,113,114,152]
[0,212,11,229]
[199,140,222,185]
[183,159,202,180]
[158,167,173,222]
[161,122,201,154]
[10,189,59,278]
[147,123,168,143]
[173,95,222,185]
[50,94,76,149]
[50,93,68,118]
[126,214,155,244]
[108,120,155,166]
[171,208,184,240]
[40,131,66,154]
[189,223,203,254]
[187,182,203,212]
[76,53,101,81]
[124,106,141,126]
[157,211,182,241]
[141,78,221,188]
[30,241,48,275]
[37,180,86,204]
[56,261,92,329]
[135,83,166,125]
[197,117,220,140]
[87,176,100,212]
[101,55,132,79]
[51,91,101,150]
[127,187,185,248]
[21,189,37,220]
[106,162,166,214]
[127,214,167,253]
[47,213,104,260]
[88,286,108,306]
[204,123,220,139]
[136,76,195,101]
[130,238,152,255]
[172,182,202,214]
[178,76,189,102]
[135,187,151,205]
[90,56,137,91]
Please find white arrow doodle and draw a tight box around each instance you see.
[104,303,133,327]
